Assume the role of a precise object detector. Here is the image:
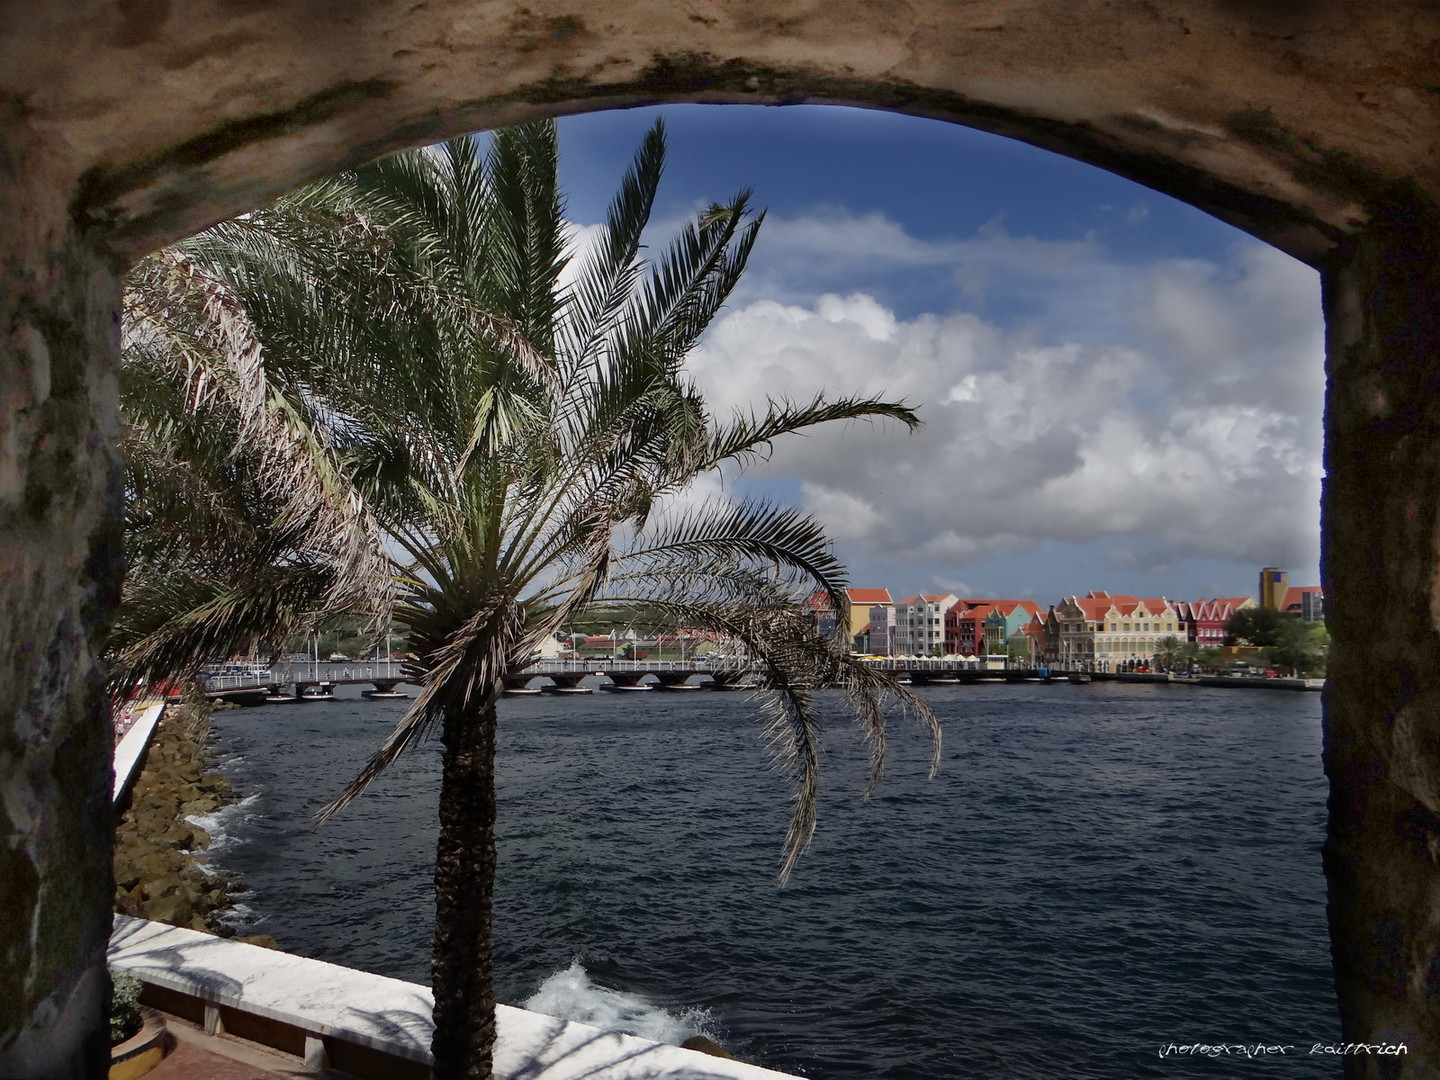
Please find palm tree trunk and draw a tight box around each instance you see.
[431,698,498,1080]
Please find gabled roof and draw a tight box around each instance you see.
[1281,585,1322,609]
[1062,594,1136,620]
[848,587,893,605]
[948,598,1041,619]
[899,593,956,608]
[950,603,994,622]
[1185,597,1239,621]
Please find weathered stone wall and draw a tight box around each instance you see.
[0,0,1433,265]
[1322,212,1440,1073]
[3,1,1440,1076]
[0,112,122,1078]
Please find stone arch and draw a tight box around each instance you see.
[3,2,1439,1076]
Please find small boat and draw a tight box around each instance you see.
[602,683,653,692]
[501,686,543,696]
[361,688,410,699]
[1068,673,1092,684]
[546,685,595,694]
[300,682,335,700]
[655,682,702,691]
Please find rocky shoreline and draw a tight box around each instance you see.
[112,701,278,947]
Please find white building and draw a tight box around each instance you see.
[893,594,959,656]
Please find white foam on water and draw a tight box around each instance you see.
[186,791,260,855]
[216,900,265,931]
[522,962,717,1047]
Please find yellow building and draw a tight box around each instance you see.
[1259,567,1288,609]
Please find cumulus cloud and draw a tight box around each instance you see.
[685,212,1323,596]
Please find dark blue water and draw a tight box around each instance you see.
[203,682,1340,1078]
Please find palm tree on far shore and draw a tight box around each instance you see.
[1152,635,1187,672]
[125,120,938,1080]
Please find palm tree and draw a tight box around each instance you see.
[125,121,937,1080]
[1265,618,1323,675]
[1152,635,1186,672]
[1196,645,1226,673]
[115,248,391,694]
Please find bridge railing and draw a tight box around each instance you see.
[196,673,273,691]
[521,658,751,674]
[273,662,409,682]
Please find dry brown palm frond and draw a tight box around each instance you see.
[124,250,393,630]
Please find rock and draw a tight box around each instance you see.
[681,1036,735,1060]
[114,703,244,934]
[141,891,193,927]
[236,934,279,950]
[140,874,185,901]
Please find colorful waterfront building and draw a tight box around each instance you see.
[894,594,959,656]
[804,587,895,645]
[1054,591,1185,670]
[1174,596,1255,647]
[1281,585,1324,622]
[944,599,1043,656]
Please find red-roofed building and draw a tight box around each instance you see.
[944,599,1044,656]
[1054,592,1184,670]
[846,588,893,643]
[1281,585,1324,622]
[944,601,994,656]
[1175,596,1255,648]
[803,587,895,646]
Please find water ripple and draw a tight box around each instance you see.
[207,682,1339,1079]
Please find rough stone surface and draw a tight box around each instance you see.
[1322,216,1440,1076]
[3,2,1440,1077]
[0,108,122,1080]
[112,706,242,940]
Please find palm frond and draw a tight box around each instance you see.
[559,119,665,368]
[697,393,922,477]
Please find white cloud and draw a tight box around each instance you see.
[687,215,1323,596]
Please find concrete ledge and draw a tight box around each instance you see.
[112,701,165,804]
[110,915,800,1079]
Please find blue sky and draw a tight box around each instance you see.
[552,104,1324,605]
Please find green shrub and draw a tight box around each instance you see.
[110,969,143,1044]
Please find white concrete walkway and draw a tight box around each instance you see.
[110,916,801,1079]
[112,701,165,803]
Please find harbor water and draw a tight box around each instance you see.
[201,681,1340,1078]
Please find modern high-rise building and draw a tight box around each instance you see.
[1259,566,1289,609]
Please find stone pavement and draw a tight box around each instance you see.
[147,1015,319,1080]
